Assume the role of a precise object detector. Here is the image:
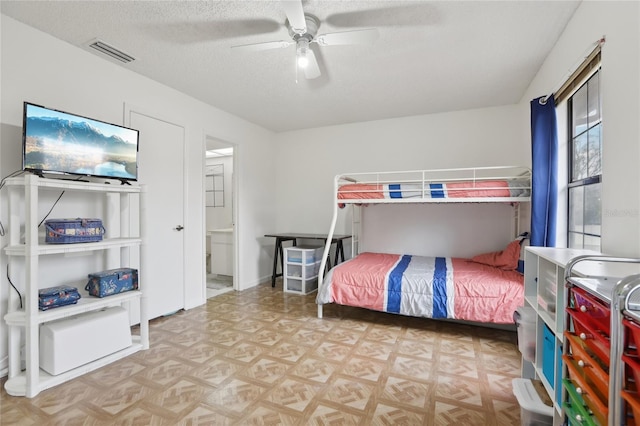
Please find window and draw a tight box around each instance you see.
[206,164,224,207]
[567,70,601,250]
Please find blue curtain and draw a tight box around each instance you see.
[530,95,558,247]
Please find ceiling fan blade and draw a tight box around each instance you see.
[231,40,292,52]
[315,28,380,46]
[326,5,438,28]
[281,0,306,34]
[145,19,281,44]
[303,49,321,80]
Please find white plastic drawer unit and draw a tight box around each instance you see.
[284,246,322,294]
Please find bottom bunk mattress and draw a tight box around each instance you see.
[316,252,524,324]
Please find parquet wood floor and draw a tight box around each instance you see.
[1,280,522,425]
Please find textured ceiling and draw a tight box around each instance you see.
[1,1,580,132]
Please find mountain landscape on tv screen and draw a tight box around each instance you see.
[24,116,137,179]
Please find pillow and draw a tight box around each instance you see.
[471,239,521,270]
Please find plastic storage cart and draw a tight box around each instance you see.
[283,246,323,294]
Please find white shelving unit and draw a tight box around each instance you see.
[283,246,322,294]
[3,174,148,398]
[522,247,640,425]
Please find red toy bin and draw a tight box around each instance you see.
[622,390,640,425]
[564,331,610,400]
[570,286,610,336]
[567,308,610,365]
[563,353,608,404]
[564,354,608,425]
[625,318,640,356]
[623,353,640,392]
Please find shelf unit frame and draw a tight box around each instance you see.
[3,175,149,397]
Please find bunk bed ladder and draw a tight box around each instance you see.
[351,204,361,257]
[513,202,522,238]
[318,173,343,319]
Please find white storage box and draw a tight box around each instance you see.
[40,306,132,375]
[514,306,537,362]
[512,378,553,426]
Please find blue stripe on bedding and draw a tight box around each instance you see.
[389,184,402,198]
[387,255,412,313]
[430,183,445,198]
[432,257,448,318]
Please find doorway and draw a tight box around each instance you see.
[205,136,236,298]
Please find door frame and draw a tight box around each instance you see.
[203,131,239,292]
[124,102,188,310]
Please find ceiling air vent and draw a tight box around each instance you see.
[87,39,135,64]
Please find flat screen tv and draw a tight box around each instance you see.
[22,102,139,182]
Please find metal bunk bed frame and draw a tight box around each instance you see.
[317,165,532,319]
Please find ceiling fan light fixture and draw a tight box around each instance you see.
[230,5,374,81]
[296,38,310,68]
[297,51,309,68]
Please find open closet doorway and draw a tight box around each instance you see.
[205,136,237,298]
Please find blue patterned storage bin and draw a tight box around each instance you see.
[38,285,81,311]
[45,218,105,244]
[85,268,138,297]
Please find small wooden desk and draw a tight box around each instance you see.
[264,233,352,287]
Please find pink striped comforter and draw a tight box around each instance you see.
[316,252,524,324]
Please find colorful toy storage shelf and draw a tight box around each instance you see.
[564,256,640,426]
[521,249,640,426]
[564,282,611,425]
[616,276,640,425]
[521,247,603,426]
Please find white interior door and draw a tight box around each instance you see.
[130,111,185,319]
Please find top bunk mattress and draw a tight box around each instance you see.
[335,166,531,204]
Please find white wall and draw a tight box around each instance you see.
[521,1,640,257]
[0,16,277,374]
[273,104,529,255]
[361,203,520,258]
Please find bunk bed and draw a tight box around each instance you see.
[316,166,532,324]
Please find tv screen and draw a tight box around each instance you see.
[22,102,139,181]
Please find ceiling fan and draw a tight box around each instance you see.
[231,0,380,80]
